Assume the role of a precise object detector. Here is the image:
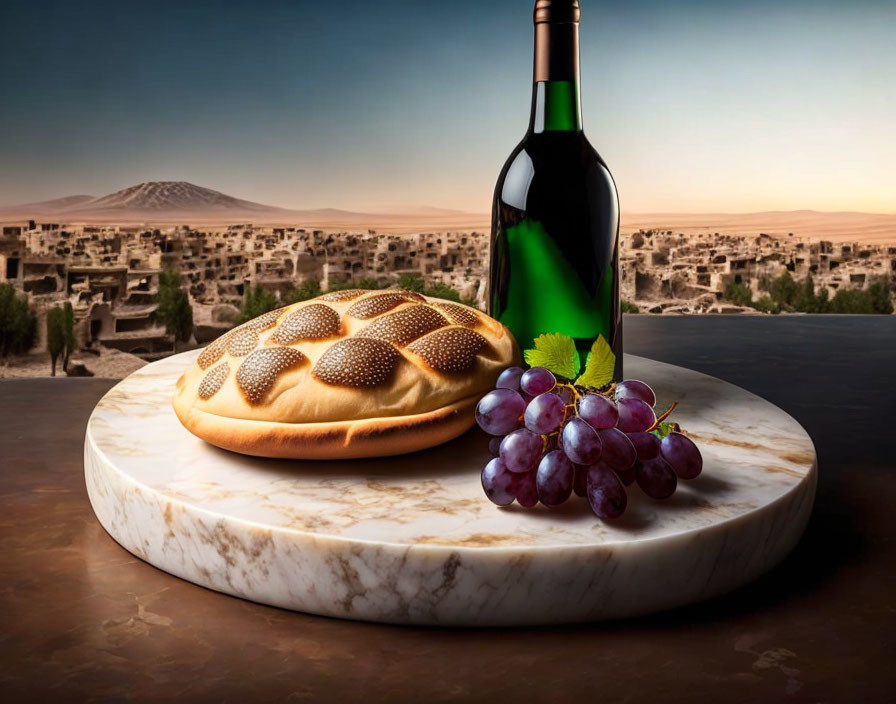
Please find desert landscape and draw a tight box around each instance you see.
[1,181,893,378]
[4,181,895,243]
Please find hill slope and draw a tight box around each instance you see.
[0,194,95,213]
[67,181,286,215]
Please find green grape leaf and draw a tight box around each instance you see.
[575,335,616,389]
[652,421,676,440]
[523,333,580,380]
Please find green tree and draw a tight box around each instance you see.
[768,271,799,309]
[421,281,463,303]
[397,273,425,293]
[0,283,37,357]
[46,306,65,376]
[62,301,75,372]
[157,270,194,343]
[791,275,830,313]
[428,282,480,308]
[239,285,278,323]
[826,283,893,315]
[752,295,779,314]
[829,288,868,314]
[395,273,478,308]
[752,273,894,315]
[724,283,754,307]
[867,279,894,314]
[325,279,358,292]
[355,277,382,290]
[282,280,322,304]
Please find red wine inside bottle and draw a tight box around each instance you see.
[489,0,621,379]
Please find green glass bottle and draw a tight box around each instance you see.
[489,0,621,379]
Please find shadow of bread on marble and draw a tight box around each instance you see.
[172,290,520,459]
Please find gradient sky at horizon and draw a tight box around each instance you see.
[1,0,894,214]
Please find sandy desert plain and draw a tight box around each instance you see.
[4,209,896,243]
[2,180,895,242]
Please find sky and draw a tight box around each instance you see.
[0,0,894,214]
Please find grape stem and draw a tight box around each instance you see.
[571,381,616,397]
[554,382,582,400]
[648,401,678,431]
[541,431,560,454]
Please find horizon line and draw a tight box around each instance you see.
[3,181,896,218]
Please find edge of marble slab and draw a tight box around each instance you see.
[84,434,817,625]
[85,418,817,552]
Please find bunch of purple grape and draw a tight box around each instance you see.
[476,366,703,519]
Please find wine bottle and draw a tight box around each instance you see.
[489,0,621,380]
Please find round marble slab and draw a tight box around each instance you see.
[84,351,816,626]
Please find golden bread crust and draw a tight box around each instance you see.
[172,291,520,459]
[173,391,479,459]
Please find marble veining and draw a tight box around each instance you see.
[84,351,816,625]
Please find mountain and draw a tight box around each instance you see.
[67,181,287,216]
[0,181,288,221]
[0,181,490,230]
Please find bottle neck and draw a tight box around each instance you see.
[529,19,582,133]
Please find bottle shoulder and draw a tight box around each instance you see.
[494,131,616,212]
[508,130,606,163]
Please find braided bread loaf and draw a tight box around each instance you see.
[172,289,520,458]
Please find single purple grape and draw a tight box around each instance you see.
[616,379,657,407]
[561,417,603,465]
[661,432,703,479]
[496,366,524,391]
[475,388,525,436]
[499,428,543,473]
[616,398,657,433]
[535,450,574,506]
[573,464,587,497]
[596,427,637,472]
[586,464,628,519]
[481,457,515,506]
[578,393,619,430]
[521,367,556,395]
[627,431,661,461]
[513,470,539,508]
[524,392,567,434]
[488,435,503,456]
[636,456,678,499]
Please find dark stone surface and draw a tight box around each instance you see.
[1,315,894,703]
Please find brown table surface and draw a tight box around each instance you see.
[2,315,894,703]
